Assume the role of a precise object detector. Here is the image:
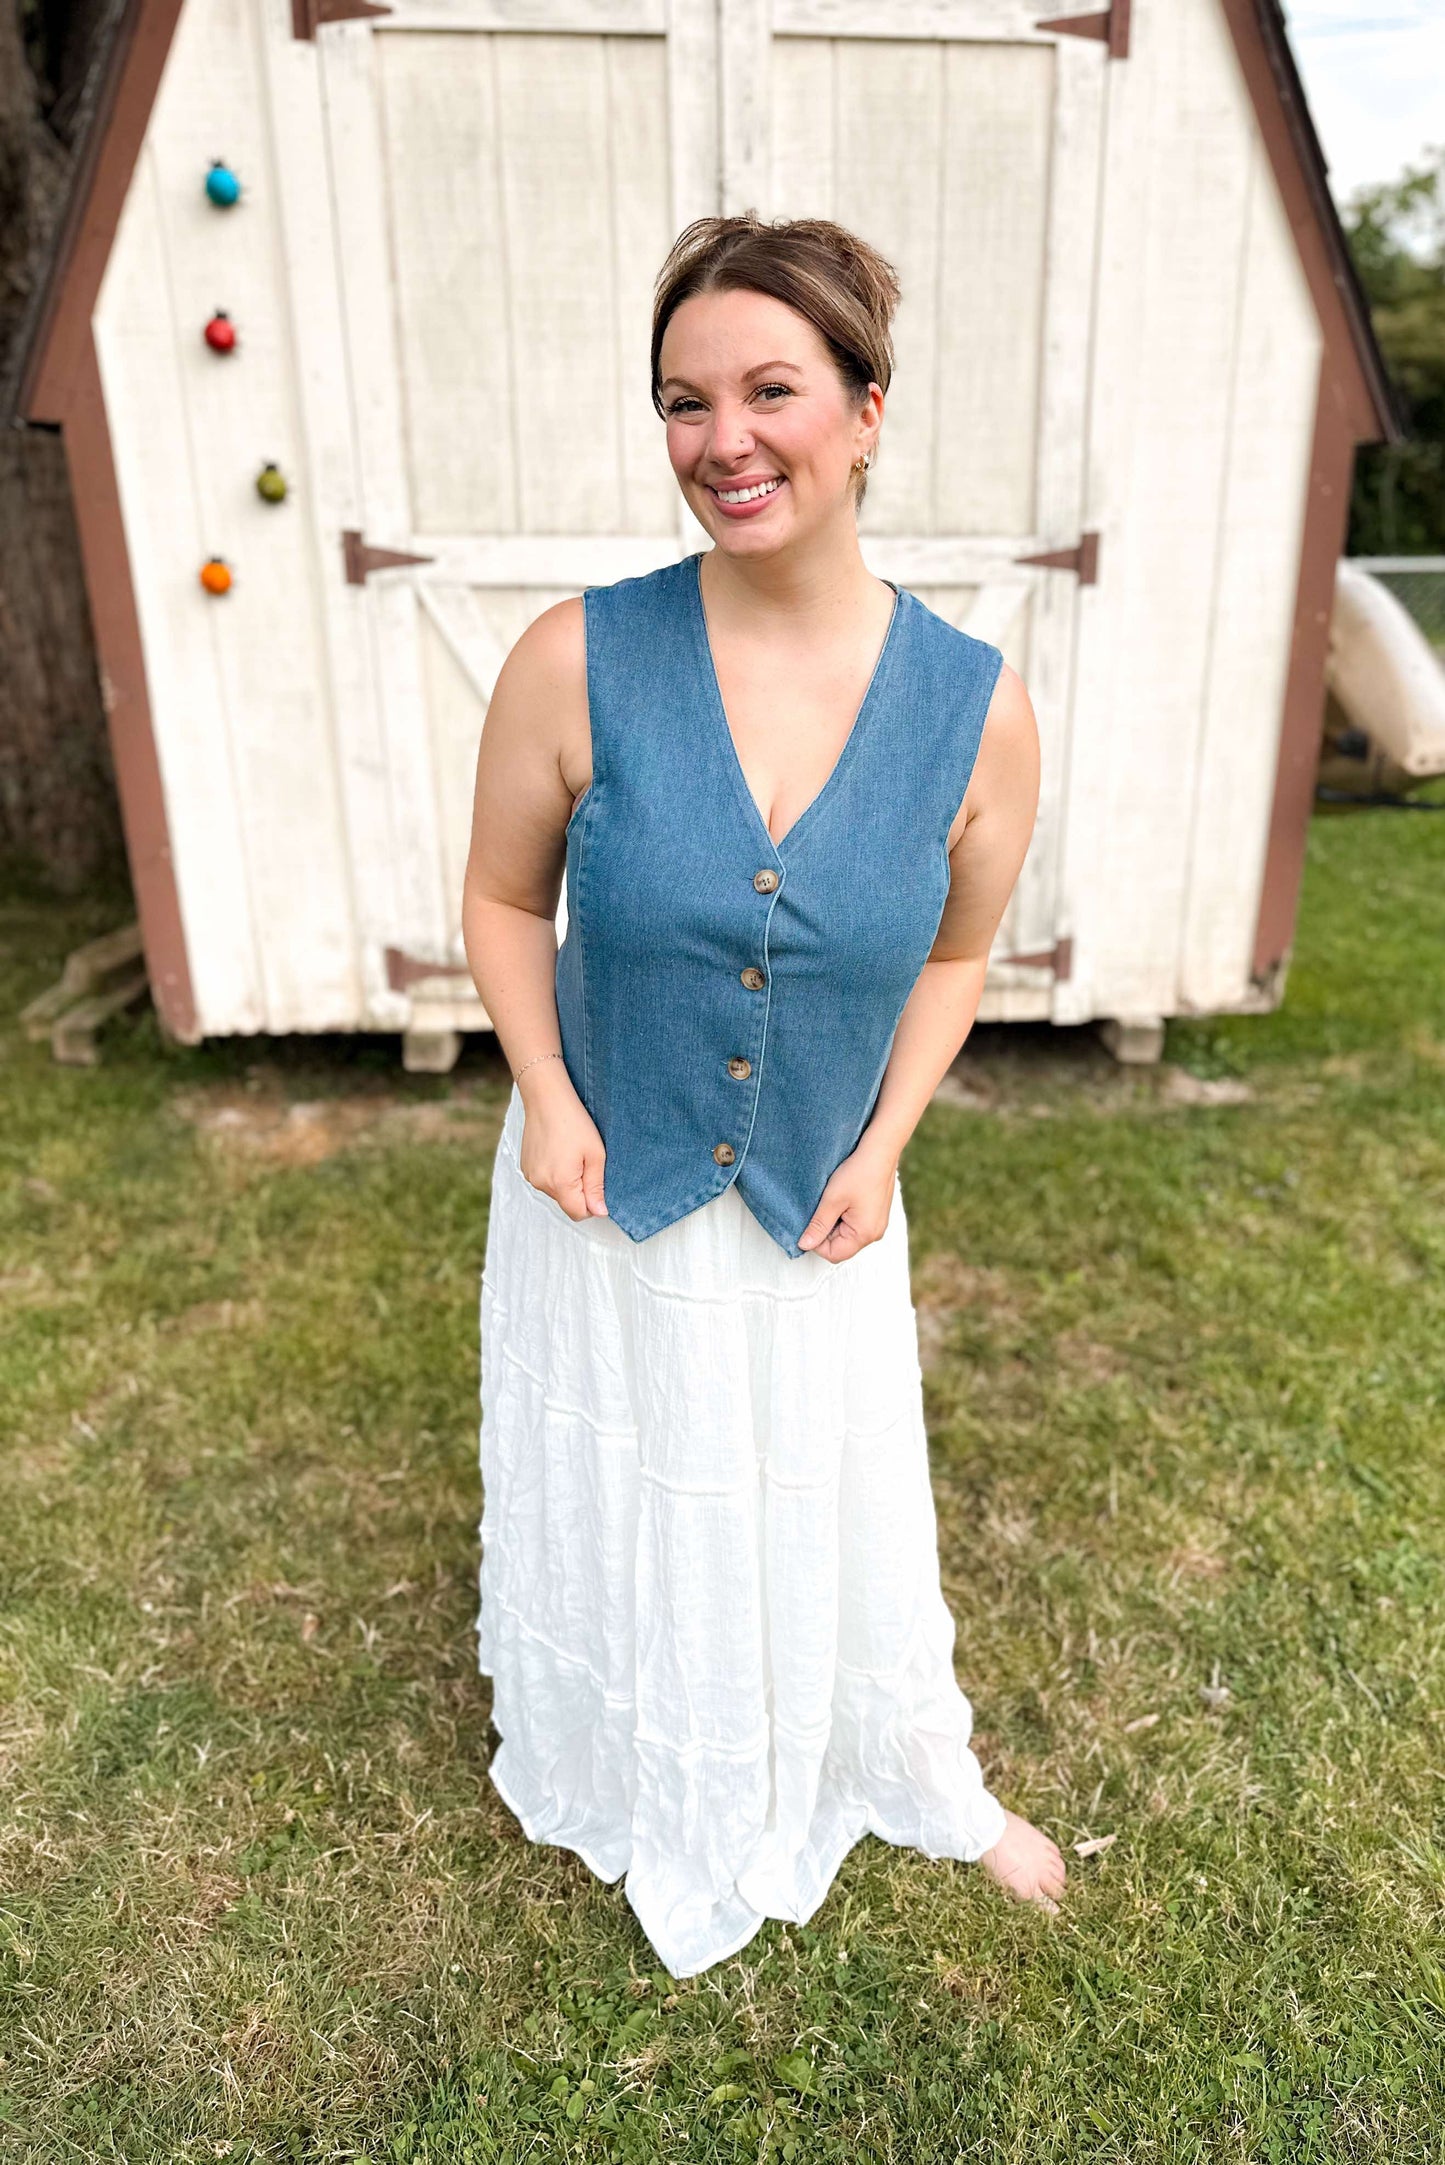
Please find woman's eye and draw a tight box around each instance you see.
[664,386,791,416]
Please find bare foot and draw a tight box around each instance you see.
[979,1810,1067,1913]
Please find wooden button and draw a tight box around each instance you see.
[713,1142,736,1165]
[739,966,766,990]
[727,1056,752,1080]
[753,868,779,893]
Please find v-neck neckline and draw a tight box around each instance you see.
[686,549,903,857]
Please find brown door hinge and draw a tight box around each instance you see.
[342,530,435,585]
[1035,2,1130,59]
[293,0,392,37]
[997,936,1073,980]
[384,947,476,993]
[1014,530,1100,585]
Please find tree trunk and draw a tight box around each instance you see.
[0,0,127,893]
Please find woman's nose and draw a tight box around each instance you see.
[707,405,757,463]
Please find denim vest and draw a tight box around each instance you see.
[553,551,1003,1258]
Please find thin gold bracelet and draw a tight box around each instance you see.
[513,1050,565,1082]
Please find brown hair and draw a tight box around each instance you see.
[650,212,901,509]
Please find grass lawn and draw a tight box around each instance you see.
[2,792,1443,2163]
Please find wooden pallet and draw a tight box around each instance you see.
[19,921,151,1066]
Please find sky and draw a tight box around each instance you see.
[1282,1,1445,210]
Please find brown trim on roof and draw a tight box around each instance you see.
[1219,0,1404,447]
[18,0,188,424]
[63,334,198,1041]
[1250,353,1354,988]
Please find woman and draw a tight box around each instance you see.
[461,213,1066,1979]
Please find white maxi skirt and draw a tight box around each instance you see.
[475,1083,1008,1979]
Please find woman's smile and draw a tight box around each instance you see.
[707,474,788,516]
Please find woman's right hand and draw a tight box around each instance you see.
[516,1057,608,1221]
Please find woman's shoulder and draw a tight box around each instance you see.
[500,593,586,699]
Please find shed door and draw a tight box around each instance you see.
[735,0,1108,1012]
[302,0,1103,1010]
[302,0,718,995]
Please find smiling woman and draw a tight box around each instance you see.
[461,212,1052,1979]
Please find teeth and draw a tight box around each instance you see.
[716,477,783,503]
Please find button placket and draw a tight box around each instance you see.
[740,862,779,992]
[719,862,781,1174]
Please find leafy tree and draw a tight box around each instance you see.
[1343,145,1445,553]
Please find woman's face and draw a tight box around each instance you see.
[658,287,881,556]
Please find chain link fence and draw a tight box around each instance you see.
[1347,557,1445,656]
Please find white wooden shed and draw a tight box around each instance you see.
[16,0,1400,1064]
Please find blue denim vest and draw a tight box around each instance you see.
[554,551,1003,1257]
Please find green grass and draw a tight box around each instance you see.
[2,793,1444,2162]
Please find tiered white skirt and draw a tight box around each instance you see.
[475,1084,1008,1979]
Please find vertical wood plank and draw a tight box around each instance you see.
[1055,0,1257,1023]
[1021,37,1100,1002]
[493,33,622,531]
[830,37,943,537]
[605,34,681,529]
[322,18,454,957]
[380,32,519,534]
[1178,135,1321,1010]
[257,0,406,1025]
[94,141,264,1033]
[720,0,771,214]
[933,40,1051,539]
[769,36,834,219]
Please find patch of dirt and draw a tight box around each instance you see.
[68,1369,143,1441]
[913,1251,1026,1369]
[1158,1068,1254,1108]
[980,1498,1035,1548]
[1052,1325,1129,1383]
[173,1078,503,1166]
[187,1870,245,1930]
[1406,1026,1445,1069]
[0,1264,52,1305]
[932,1038,1256,1121]
[931,1071,1001,1114]
[1165,1544,1230,1582]
[934,1958,1001,2005]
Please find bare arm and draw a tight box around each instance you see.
[860,662,1042,1162]
[460,597,609,1218]
[797,662,1041,1256]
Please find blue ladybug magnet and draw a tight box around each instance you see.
[205,160,241,208]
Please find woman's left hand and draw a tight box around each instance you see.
[796,1137,900,1263]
